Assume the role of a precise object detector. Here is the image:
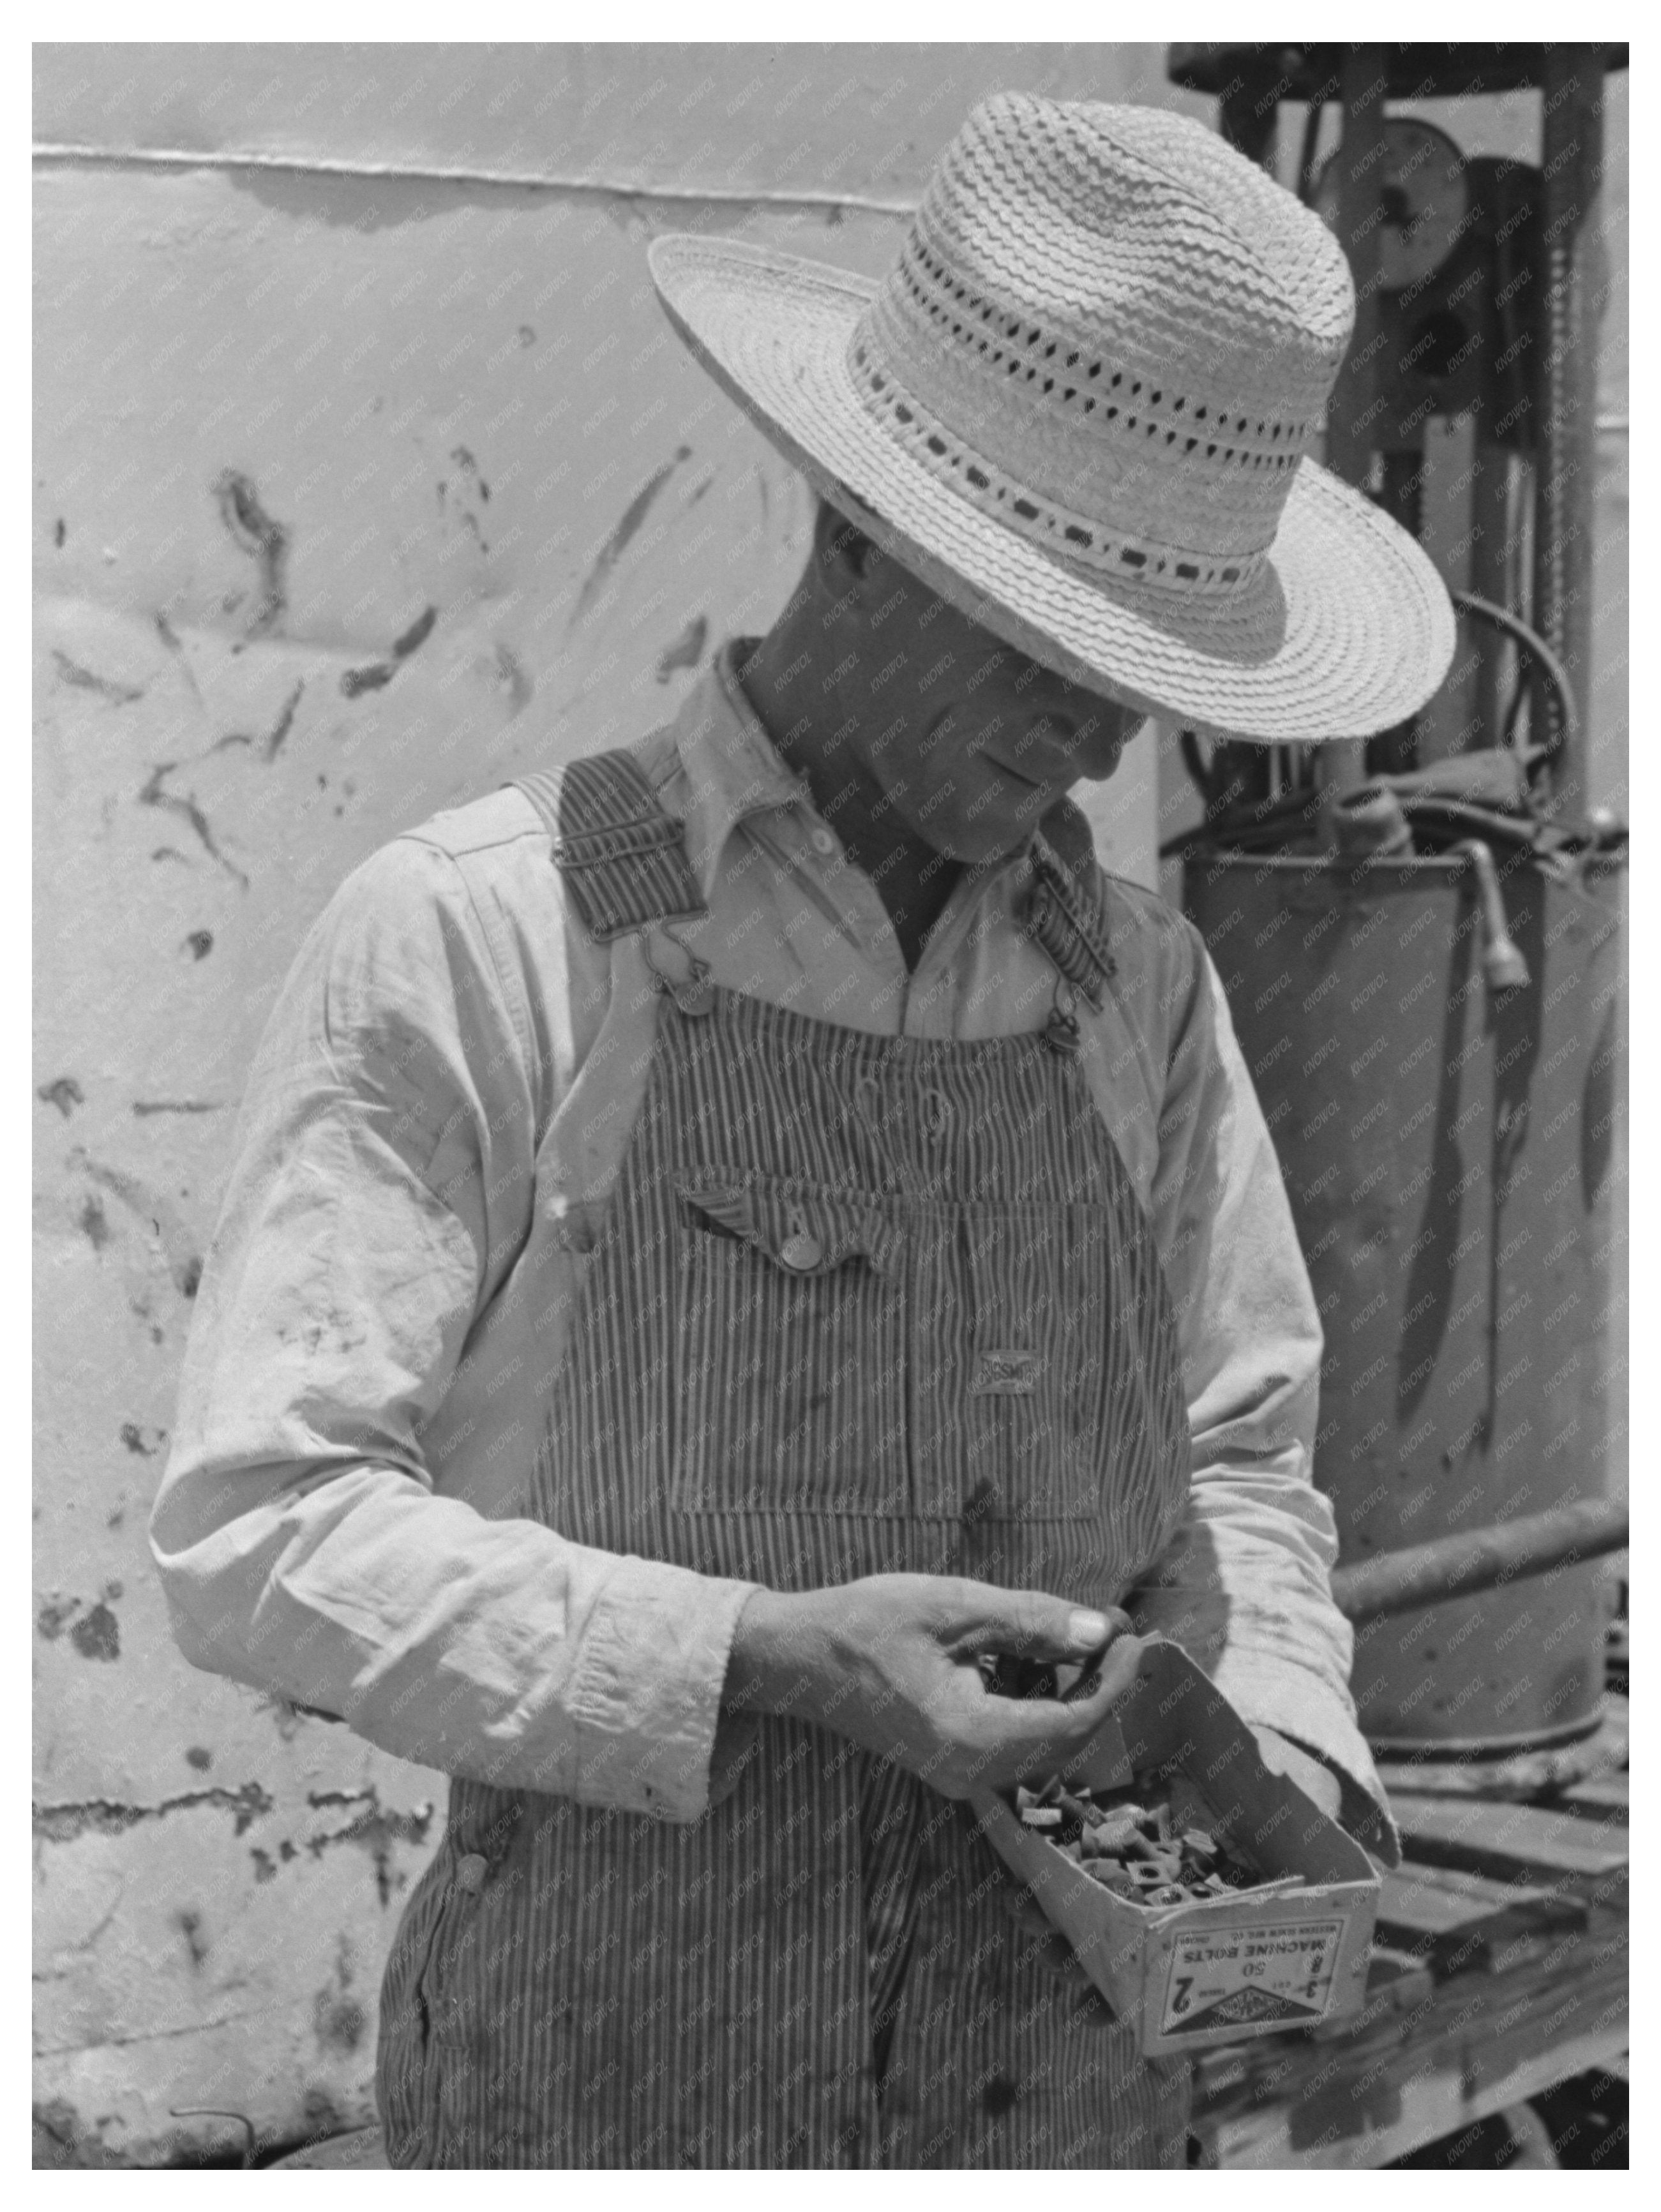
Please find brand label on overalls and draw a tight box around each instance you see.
[1157,1918,1345,2036]
[972,1348,1042,1395]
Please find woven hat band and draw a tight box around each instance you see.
[845,91,1356,599]
[846,323,1270,598]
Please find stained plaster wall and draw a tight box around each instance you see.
[33,45,1628,2167]
[33,43,1187,2167]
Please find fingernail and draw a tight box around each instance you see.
[1067,1610,1109,1648]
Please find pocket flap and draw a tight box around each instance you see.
[675,1176,902,1277]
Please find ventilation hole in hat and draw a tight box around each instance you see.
[1206,444,1217,456]
[1127,417,1137,430]
[1028,328,1039,344]
[1152,391,1162,404]
[1084,399,1095,412]
[1221,566,1240,581]
[1119,549,1146,569]
[1088,363,1101,379]
[1042,379,1054,393]
[1063,388,1075,401]
[1065,525,1093,548]
[1185,438,1198,452]
[896,406,913,423]
[1174,397,1185,412]
[966,466,989,489]
[1176,562,1199,579]
[1166,431,1176,444]
[926,435,947,456]
[1066,352,1079,369]
[1015,498,1039,519]
[1109,372,1120,387]
[1196,406,1208,419]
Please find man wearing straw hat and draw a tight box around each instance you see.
[153,98,1452,2167]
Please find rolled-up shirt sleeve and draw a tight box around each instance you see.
[1127,922,1399,1863]
[149,835,756,1821]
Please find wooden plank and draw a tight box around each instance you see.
[1389,1794,1629,1886]
[1560,1773,1629,1817]
[1364,1943,1438,2010]
[1376,1860,1582,1968]
[1192,1920,1628,2167]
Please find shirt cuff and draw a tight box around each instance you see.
[562,1557,760,1823]
[1212,1649,1401,1867]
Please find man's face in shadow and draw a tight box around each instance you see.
[822,536,1144,867]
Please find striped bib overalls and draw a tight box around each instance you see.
[379,752,1193,2166]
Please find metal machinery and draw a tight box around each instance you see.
[1165,46,1628,1758]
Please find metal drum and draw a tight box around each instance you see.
[1184,848,1625,1754]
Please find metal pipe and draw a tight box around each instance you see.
[1330,1497,1627,1620]
[1317,48,1393,796]
[1531,49,1605,808]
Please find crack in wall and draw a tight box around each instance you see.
[34,1782,274,1842]
[213,470,289,637]
[302,1786,435,1908]
[36,2003,282,2059]
[137,762,249,887]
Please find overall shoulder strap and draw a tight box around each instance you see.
[512,752,707,944]
[1023,796,1118,1010]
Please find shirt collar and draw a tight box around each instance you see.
[663,637,817,900]
[661,638,1116,1006]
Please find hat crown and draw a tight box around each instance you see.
[852,95,1357,593]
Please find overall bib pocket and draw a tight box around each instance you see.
[672,1172,911,1517]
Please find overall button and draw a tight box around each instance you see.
[808,826,838,857]
[453,1853,490,1894]
[779,1230,823,1271]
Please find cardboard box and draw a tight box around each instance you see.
[973,1636,1381,2055]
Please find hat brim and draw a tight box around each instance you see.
[649,233,1457,745]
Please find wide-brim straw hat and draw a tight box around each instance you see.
[649,96,1456,745]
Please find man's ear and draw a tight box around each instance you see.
[815,498,877,588]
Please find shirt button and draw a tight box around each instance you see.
[809,826,838,857]
[780,1230,823,1271]
[454,1853,490,1894]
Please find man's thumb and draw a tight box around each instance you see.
[961,1588,1129,1661]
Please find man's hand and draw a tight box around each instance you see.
[725,1576,1140,1800]
[1251,1724,1342,1820]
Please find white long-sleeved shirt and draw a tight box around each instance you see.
[150,641,1394,1851]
